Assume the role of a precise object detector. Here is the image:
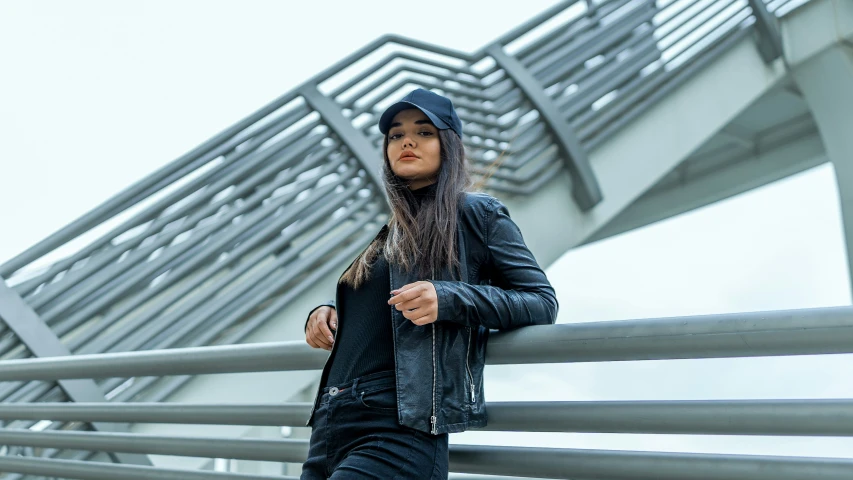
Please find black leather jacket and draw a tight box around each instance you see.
[306,191,558,434]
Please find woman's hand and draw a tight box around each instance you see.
[388,281,439,326]
[305,306,337,351]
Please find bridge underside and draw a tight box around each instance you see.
[586,79,825,245]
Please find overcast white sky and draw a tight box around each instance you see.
[2,0,853,463]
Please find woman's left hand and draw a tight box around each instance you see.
[388,281,438,326]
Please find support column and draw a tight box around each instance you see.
[784,0,853,296]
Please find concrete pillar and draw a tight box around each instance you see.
[784,0,853,294]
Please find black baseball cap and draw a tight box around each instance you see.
[378,88,463,138]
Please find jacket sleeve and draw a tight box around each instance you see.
[304,300,336,333]
[430,198,558,330]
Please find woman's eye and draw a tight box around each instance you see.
[389,131,433,139]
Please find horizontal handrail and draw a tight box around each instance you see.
[484,399,853,436]
[0,342,326,381]
[2,399,853,437]
[450,445,853,480]
[1,435,852,480]
[486,305,853,363]
[0,402,312,426]
[0,456,292,480]
[0,306,850,381]
[0,429,308,463]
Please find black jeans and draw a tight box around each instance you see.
[301,370,449,479]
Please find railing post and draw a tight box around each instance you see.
[0,278,151,466]
[748,0,784,63]
[485,43,603,211]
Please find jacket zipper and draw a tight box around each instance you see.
[465,326,476,403]
[389,259,401,426]
[383,224,437,435]
[431,323,438,435]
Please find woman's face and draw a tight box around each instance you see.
[386,108,441,190]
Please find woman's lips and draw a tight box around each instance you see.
[399,155,418,161]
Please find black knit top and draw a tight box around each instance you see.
[324,182,437,386]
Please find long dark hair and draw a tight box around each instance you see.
[340,128,472,288]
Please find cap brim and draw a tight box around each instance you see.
[378,101,451,134]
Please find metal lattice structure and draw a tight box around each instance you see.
[0,0,817,477]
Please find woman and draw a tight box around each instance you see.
[301,88,557,479]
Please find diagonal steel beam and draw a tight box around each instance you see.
[748,0,784,63]
[0,278,150,466]
[485,42,602,211]
[300,84,389,207]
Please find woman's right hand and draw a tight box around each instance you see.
[305,306,337,351]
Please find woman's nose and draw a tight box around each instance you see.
[402,136,415,148]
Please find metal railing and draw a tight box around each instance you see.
[0,0,820,477]
[1,306,853,478]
